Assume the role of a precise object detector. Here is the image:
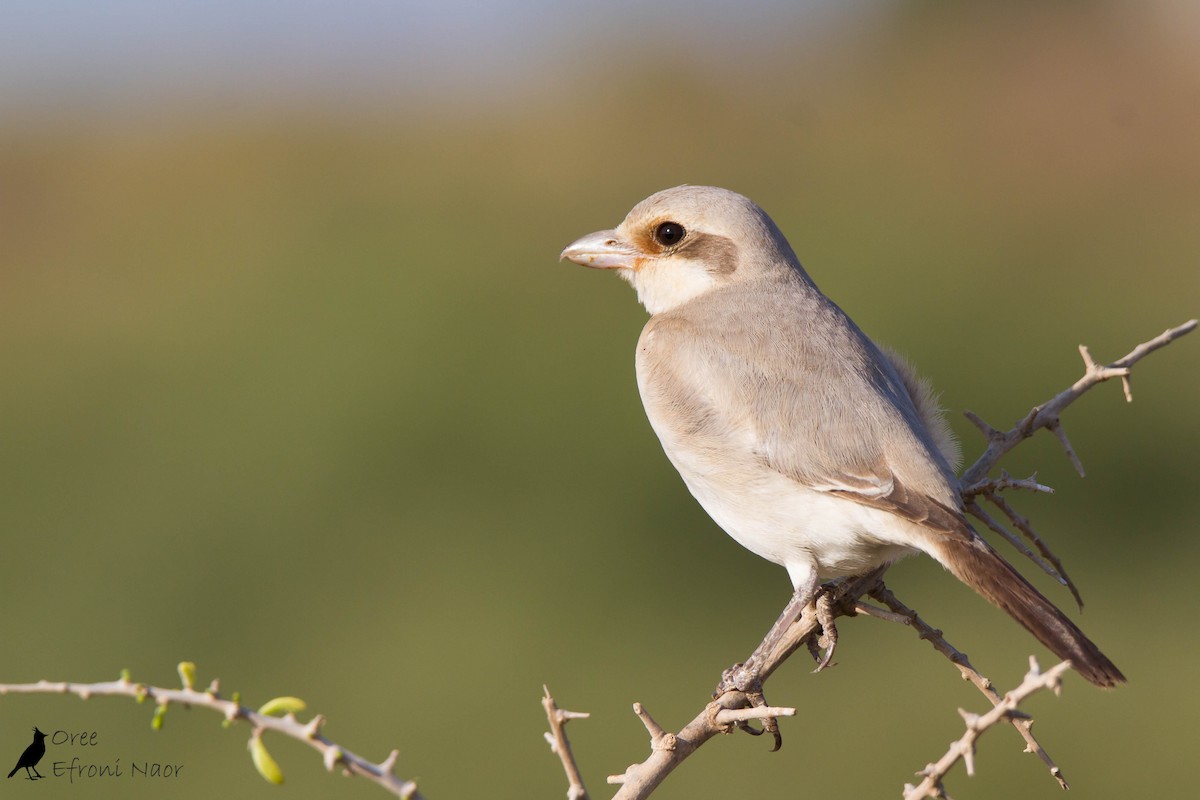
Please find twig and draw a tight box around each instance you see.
[903,659,1072,800]
[985,491,1083,609]
[712,705,796,726]
[958,320,1196,487]
[542,686,591,800]
[0,669,421,799]
[852,600,913,626]
[960,470,1054,500]
[868,585,1068,790]
[964,499,1067,587]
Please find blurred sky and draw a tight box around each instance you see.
[1,0,870,112]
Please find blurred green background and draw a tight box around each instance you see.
[1,2,1197,798]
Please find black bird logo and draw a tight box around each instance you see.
[7,727,48,780]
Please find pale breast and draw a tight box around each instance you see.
[635,304,933,582]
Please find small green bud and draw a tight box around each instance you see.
[250,734,285,785]
[177,661,197,690]
[258,696,307,717]
[151,704,168,730]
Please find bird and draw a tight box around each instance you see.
[560,185,1124,689]
[8,727,47,780]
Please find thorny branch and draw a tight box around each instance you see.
[903,659,1073,800]
[959,319,1196,487]
[0,669,422,799]
[547,319,1195,800]
[866,585,1069,789]
[543,686,591,800]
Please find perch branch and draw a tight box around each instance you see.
[0,668,421,799]
[605,570,884,799]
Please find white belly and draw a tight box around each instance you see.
[677,462,923,587]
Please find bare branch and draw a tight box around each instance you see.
[960,470,1054,500]
[852,600,913,626]
[1048,420,1086,477]
[965,499,1067,587]
[963,409,1001,439]
[0,670,421,799]
[903,659,1072,800]
[985,491,1083,610]
[959,319,1196,487]
[631,702,671,745]
[542,686,591,800]
[712,706,796,726]
[868,586,1068,790]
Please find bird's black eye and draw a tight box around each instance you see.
[653,221,686,247]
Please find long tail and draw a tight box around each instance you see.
[931,535,1125,688]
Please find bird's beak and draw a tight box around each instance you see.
[560,229,640,270]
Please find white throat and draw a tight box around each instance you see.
[620,260,717,315]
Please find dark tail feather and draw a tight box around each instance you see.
[933,535,1125,688]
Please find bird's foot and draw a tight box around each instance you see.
[805,589,840,671]
[712,661,784,751]
[714,660,758,697]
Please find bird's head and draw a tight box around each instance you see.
[560,185,805,315]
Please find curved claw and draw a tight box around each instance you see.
[808,591,840,672]
[736,720,764,736]
[766,719,783,752]
[811,630,837,672]
[812,641,836,672]
[805,632,823,665]
[744,689,783,751]
[729,716,783,751]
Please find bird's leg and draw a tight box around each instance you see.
[716,586,814,694]
[713,579,819,751]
